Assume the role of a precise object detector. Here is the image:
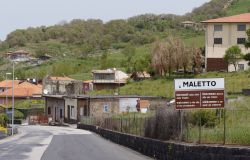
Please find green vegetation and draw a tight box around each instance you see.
[90,71,250,98]
[0,114,8,127]
[226,0,250,15]
[15,100,45,109]
[224,45,244,71]
[187,96,250,145]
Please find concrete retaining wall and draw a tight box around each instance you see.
[77,124,250,160]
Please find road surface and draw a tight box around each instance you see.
[0,125,152,160]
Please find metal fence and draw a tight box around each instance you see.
[81,108,250,145]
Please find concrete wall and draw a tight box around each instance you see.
[43,79,83,95]
[64,98,78,122]
[77,99,89,121]
[79,97,166,118]
[89,98,120,117]
[78,124,250,160]
[205,23,250,72]
[45,97,64,123]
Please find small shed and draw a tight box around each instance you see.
[131,71,151,81]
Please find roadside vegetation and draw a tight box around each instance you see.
[187,96,250,145]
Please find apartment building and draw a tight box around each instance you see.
[202,13,250,72]
[92,69,129,90]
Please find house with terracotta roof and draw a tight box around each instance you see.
[202,13,250,72]
[0,81,42,106]
[0,80,20,93]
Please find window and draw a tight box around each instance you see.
[48,107,51,115]
[214,25,223,31]
[71,106,74,117]
[80,107,84,116]
[214,38,223,44]
[237,38,246,45]
[238,64,244,71]
[103,105,109,113]
[237,24,246,31]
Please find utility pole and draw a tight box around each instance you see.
[12,62,15,136]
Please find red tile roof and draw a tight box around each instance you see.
[49,76,74,81]
[202,13,250,23]
[0,80,20,88]
[0,81,42,98]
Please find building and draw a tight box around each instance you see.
[0,80,20,93]
[44,95,167,124]
[5,50,31,62]
[42,76,83,95]
[181,21,196,28]
[92,69,129,90]
[202,13,250,72]
[131,71,151,81]
[0,81,42,105]
[83,80,93,94]
[44,95,65,124]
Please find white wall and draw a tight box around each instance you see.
[206,23,250,58]
[64,98,78,120]
[119,98,138,112]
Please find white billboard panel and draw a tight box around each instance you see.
[119,98,138,112]
[174,78,224,91]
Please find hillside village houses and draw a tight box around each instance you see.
[0,80,42,105]
[92,68,129,90]
[4,50,31,62]
[43,72,166,124]
[202,13,250,72]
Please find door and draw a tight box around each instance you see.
[67,105,70,121]
[54,107,57,122]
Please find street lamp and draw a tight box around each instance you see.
[5,73,11,107]
[11,62,15,136]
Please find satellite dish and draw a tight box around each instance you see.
[43,89,48,95]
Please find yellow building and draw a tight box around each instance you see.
[202,13,250,72]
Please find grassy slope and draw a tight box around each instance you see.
[90,71,250,98]
[226,0,250,15]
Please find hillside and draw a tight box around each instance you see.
[0,0,249,86]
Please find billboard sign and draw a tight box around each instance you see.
[174,78,225,109]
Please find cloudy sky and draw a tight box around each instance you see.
[0,0,210,40]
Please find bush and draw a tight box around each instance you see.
[188,110,218,127]
[0,114,9,127]
[14,110,24,119]
[145,107,181,140]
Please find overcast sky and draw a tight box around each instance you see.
[0,0,210,40]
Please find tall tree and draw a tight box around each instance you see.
[224,45,243,71]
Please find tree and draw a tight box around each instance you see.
[224,45,243,71]
[100,51,108,69]
[151,41,167,76]
[244,53,250,66]
[246,29,250,48]
[191,46,203,74]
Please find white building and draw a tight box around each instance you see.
[202,13,250,72]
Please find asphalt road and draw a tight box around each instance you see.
[0,125,152,160]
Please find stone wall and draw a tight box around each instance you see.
[43,79,83,95]
[78,124,250,160]
[89,98,120,117]
[45,97,64,123]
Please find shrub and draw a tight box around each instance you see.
[145,107,181,140]
[188,110,218,127]
[0,114,9,127]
